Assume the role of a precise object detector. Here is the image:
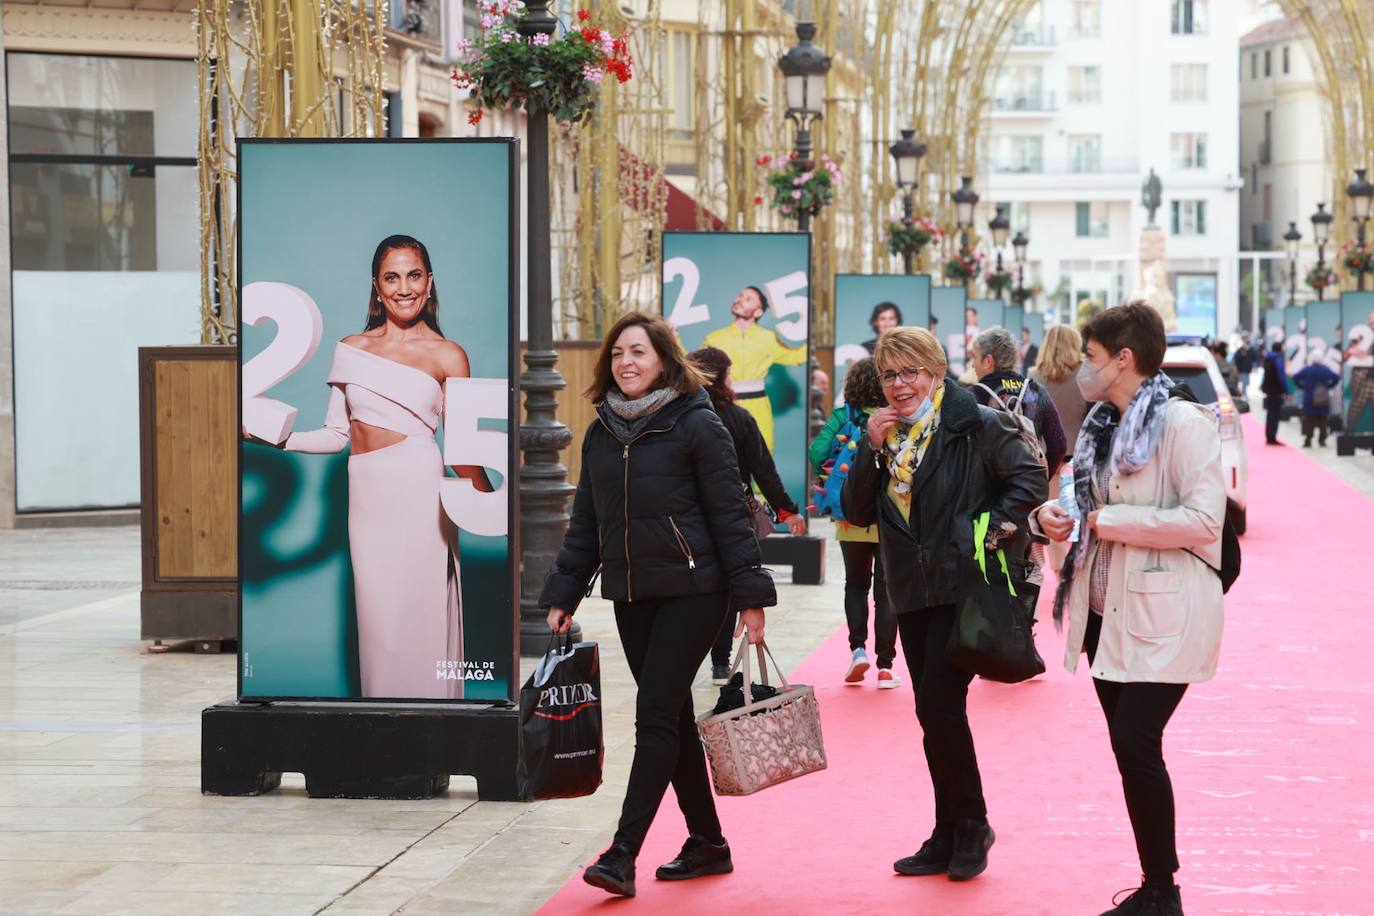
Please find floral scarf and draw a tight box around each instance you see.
[884,384,945,508]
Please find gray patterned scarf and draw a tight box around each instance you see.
[1051,371,1174,626]
[602,386,682,442]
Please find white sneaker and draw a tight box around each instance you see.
[844,648,870,684]
[876,668,901,689]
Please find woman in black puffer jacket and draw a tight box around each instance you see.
[541,312,776,899]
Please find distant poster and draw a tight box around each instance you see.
[662,232,811,527]
[1263,307,1286,349]
[238,139,518,703]
[1174,272,1218,337]
[1284,305,1308,373]
[1342,292,1374,434]
[1025,313,1045,349]
[930,285,970,376]
[1000,304,1025,337]
[1304,301,1344,418]
[832,273,932,402]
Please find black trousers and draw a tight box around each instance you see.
[897,606,987,824]
[1264,396,1284,443]
[1300,414,1330,444]
[1085,613,1189,879]
[840,540,898,669]
[613,591,729,856]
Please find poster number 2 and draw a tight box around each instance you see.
[241,282,325,444]
[663,258,808,343]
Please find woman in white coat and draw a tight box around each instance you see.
[1033,302,1225,916]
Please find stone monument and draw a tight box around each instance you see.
[1133,168,1177,330]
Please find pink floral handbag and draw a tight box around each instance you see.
[696,637,827,796]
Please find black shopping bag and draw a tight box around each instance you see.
[946,512,1046,684]
[519,633,604,800]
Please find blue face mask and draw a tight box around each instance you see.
[900,395,933,424]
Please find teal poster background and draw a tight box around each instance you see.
[832,274,932,404]
[1025,313,1045,349]
[239,140,514,701]
[930,285,969,376]
[662,232,810,528]
[1263,307,1286,349]
[1342,292,1374,434]
[1283,305,1306,374]
[999,304,1024,337]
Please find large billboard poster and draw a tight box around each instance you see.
[930,285,970,376]
[662,232,810,528]
[832,274,932,404]
[1342,292,1374,434]
[238,139,518,703]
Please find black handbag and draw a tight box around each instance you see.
[947,512,1046,684]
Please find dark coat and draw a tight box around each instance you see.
[841,382,1047,614]
[714,399,798,514]
[1260,350,1289,402]
[968,370,1068,476]
[1292,363,1340,416]
[539,389,777,614]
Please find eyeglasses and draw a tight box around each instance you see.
[880,367,926,387]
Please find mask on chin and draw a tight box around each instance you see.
[899,394,934,423]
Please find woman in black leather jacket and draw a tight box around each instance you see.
[541,312,776,898]
[841,326,1044,884]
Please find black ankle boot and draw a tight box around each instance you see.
[893,822,955,876]
[583,842,636,897]
[1101,878,1183,916]
[655,834,733,880]
[946,818,995,881]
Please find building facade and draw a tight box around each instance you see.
[983,0,1241,335]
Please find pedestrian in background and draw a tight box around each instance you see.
[968,325,1068,477]
[1210,340,1242,397]
[691,346,804,685]
[1033,301,1225,916]
[541,312,776,898]
[1019,326,1039,375]
[842,328,1045,882]
[1260,341,1288,445]
[1030,324,1089,469]
[808,357,898,688]
[1292,360,1341,447]
[1232,332,1258,392]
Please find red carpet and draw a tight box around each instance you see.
[540,416,1374,915]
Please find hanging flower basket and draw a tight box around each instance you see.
[1306,264,1338,292]
[452,3,633,126]
[1010,281,1043,306]
[943,245,985,284]
[1340,240,1374,276]
[884,214,942,258]
[985,269,1013,298]
[758,152,842,220]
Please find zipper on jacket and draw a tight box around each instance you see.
[668,515,697,569]
[600,415,675,602]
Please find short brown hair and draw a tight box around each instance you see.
[1081,301,1166,376]
[842,357,885,409]
[872,326,947,379]
[585,311,707,402]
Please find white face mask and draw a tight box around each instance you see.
[1076,357,1119,402]
[900,394,934,423]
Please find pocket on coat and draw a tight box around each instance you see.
[1124,569,1185,640]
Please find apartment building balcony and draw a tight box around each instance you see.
[1007,25,1056,49]
[986,157,1141,176]
[989,92,1058,117]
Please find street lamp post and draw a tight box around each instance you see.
[951,176,978,287]
[1283,221,1302,304]
[515,1,580,652]
[888,128,927,275]
[1312,202,1333,302]
[1347,167,1373,290]
[1012,229,1029,294]
[988,205,1010,301]
[778,22,831,234]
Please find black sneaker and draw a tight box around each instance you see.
[893,823,955,876]
[1101,879,1183,916]
[583,843,636,897]
[711,664,731,685]
[655,834,733,880]
[946,818,994,881]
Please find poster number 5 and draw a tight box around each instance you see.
[441,378,508,536]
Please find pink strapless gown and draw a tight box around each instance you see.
[286,342,463,699]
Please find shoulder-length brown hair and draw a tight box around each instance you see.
[585,312,708,402]
[1034,324,1084,383]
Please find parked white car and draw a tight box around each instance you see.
[1162,345,1249,534]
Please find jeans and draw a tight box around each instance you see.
[1085,613,1189,879]
[1264,396,1284,443]
[840,540,897,669]
[897,606,987,824]
[613,591,729,856]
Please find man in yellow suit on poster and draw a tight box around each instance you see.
[703,285,808,450]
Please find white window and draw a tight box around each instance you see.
[1075,202,1110,238]
[664,28,696,173]
[1171,200,1208,236]
[1069,135,1102,172]
[1169,133,1208,169]
[988,134,1043,172]
[1070,0,1101,38]
[993,64,1045,110]
[1170,64,1208,101]
[1067,66,1102,104]
[994,201,1032,235]
[1171,0,1207,34]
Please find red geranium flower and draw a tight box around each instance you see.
[468,109,483,126]
[580,26,599,43]
[577,8,591,21]
[754,194,764,205]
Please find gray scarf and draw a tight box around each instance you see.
[602,387,682,442]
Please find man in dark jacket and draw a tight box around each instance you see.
[967,326,1068,477]
[1260,343,1288,445]
[841,327,1045,884]
[1292,361,1340,447]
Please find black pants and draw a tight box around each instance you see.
[840,540,897,669]
[1085,613,1189,879]
[1264,396,1284,443]
[897,606,987,824]
[613,591,729,856]
[710,609,739,668]
[1300,414,1329,444]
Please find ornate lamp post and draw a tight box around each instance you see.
[516,1,580,651]
[988,205,1010,301]
[1347,167,1373,290]
[777,22,831,234]
[951,176,979,289]
[888,128,927,274]
[1012,229,1029,292]
[1283,221,1302,303]
[1311,202,1333,301]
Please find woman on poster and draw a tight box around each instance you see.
[257,234,493,699]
